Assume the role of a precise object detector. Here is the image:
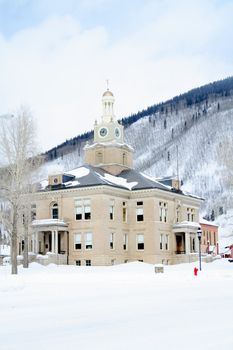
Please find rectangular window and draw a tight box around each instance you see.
[136,207,144,222]
[159,202,168,222]
[85,260,91,266]
[187,208,195,222]
[74,233,82,250]
[84,200,91,220]
[137,234,144,250]
[191,209,195,222]
[31,204,36,221]
[109,199,114,220]
[52,208,58,219]
[75,260,81,266]
[85,233,92,250]
[110,233,114,249]
[75,204,83,220]
[123,233,128,250]
[176,210,180,223]
[160,234,163,250]
[75,199,91,221]
[122,202,127,223]
[165,234,169,250]
[136,201,144,222]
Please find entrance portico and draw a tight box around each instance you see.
[173,221,200,263]
[31,219,69,257]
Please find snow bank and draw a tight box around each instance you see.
[0,260,233,350]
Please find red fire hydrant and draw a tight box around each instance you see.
[194,267,198,276]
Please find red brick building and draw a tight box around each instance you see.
[200,218,219,255]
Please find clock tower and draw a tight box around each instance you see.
[84,87,134,175]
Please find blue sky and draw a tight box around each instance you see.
[0,0,233,150]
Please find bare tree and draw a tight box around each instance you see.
[0,106,41,274]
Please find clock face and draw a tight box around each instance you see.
[99,127,108,137]
[115,127,121,138]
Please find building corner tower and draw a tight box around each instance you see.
[84,87,134,175]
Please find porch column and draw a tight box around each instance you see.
[52,231,55,253]
[35,234,38,254]
[195,233,199,253]
[185,232,190,254]
[32,233,35,253]
[55,230,58,254]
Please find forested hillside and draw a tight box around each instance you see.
[42,77,233,218]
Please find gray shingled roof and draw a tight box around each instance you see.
[40,164,202,200]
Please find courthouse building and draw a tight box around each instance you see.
[29,88,203,266]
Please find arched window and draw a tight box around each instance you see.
[51,203,58,219]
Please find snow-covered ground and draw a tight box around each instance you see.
[0,260,233,350]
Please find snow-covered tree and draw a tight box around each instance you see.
[0,107,42,274]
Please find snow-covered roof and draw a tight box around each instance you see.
[84,141,134,152]
[200,218,218,227]
[173,221,200,230]
[38,164,202,199]
[32,219,68,227]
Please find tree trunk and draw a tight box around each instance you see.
[23,229,29,268]
[11,208,18,274]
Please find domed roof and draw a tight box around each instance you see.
[103,89,114,97]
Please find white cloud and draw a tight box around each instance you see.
[0,0,233,150]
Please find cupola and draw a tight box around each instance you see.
[84,85,134,175]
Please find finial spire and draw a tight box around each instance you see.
[106,79,109,90]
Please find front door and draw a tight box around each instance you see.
[176,234,184,254]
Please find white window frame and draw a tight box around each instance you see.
[136,207,144,222]
[74,233,82,250]
[160,234,163,250]
[110,232,114,250]
[84,200,91,220]
[136,234,144,250]
[85,260,91,266]
[109,199,114,220]
[123,233,128,251]
[75,199,91,221]
[122,203,127,223]
[85,232,93,250]
[159,202,168,223]
[165,234,169,250]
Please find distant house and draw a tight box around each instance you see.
[200,218,219,255]
[221,243,233,258]
[0,244,10,265]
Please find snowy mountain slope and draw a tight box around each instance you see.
[124,95,233,216]
[40,90,233,218]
